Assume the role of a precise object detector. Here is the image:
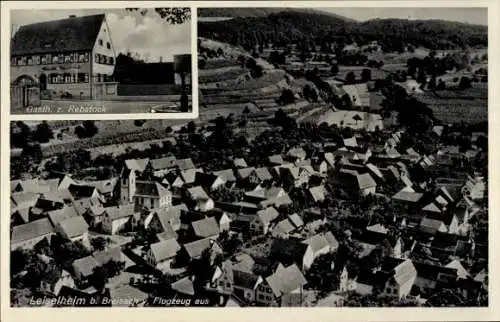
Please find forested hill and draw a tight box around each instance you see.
[197,7,355,21]
[198,11,487,51]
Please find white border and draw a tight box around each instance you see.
[2,1,499,322]
[4,2,198,120]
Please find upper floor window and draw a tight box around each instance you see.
[78,53,86,63]
[52,56,59,64]
[98,39,103,46]
[27,57,33,65]
[106,42,111,49]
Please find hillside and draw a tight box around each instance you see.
[198,7,354,21]
[198,11,487,51]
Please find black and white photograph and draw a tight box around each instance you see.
[10,8,193,115]
[5,3,493,315]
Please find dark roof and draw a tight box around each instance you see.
[11,14,105,56]
[233,269,260,289]
[413,261,457,280]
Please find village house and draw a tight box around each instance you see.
[280,165,312,188]
[146,239,182,271]
[145,204,187,233]
[78,178,118,201]
[68,184,101,201]
[41,268,76,296]
[308,185,327,204]
[72,255,100,285]
[148,156,177,177]
[380,258,417,298]
[334,169,377,197]
[101,203,136,234]
[47,206,79,227]
[11,218,55,250]
[250,207,280,237]
[133,181,172,209]
[190,216,220,240]
[186,186,215,212]
[194,172,226,191]
[244,187,293,209]
[169,168,204,188]
[55,215,90,248]
[175,158,196,171]
[233,158,248,169]
[285,147,307,162]
[208,260,234,295]
[212,169,237,186]
[413,262,459,297]
[255,264,307,307]
[180,238,223,263]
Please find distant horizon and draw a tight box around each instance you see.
[319,8,487,26]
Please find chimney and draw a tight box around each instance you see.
[69,15,77,18]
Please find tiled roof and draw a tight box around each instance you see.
[72,255,100,278]
[57,215,89,238]
[233,158,248,168]
[134,181,170,198]
[266,264,307,297]
[171,276,195,296]
[188,186,211,201]
[150,239,181,262]
[175,158,195,171]
[47,206,79,226]
[392,190,423,203]
[213,169,236,182]
[104,204,136,220]
[150,156,177,170]
[11,14,105,56]
[124,158,150,173]
[256,207,279,224]
[191,216,220,238]
[11,218,54,244]
[93,247,123,265]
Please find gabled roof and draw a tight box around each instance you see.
[183,238,220,259]
[392,190,423,203]
[413,261,457,281]
[73,197,104,216]
[104,204,136,221]
[324,232,339,250]
[195,172,225,188]
[237,167,256,179]
[150,156,177,170]
[93,247,123,266]
[445,259,470,279]
[68,184,98,200]
[213,169,236,182]
[40,189,74,202]
[78,178,117,195]
[57,215,89,238]
[72,255,100,278]
[151,203,187,230]
[303,234,331,253]
[233,158,248,168]
[11,218,54,245]
[134,181,170,198]
[366,163,383,180]
[11,192,40,209]
[255,167,273,181]
[191,217,220,238]
[266,264,307,297]
[343,137,358,148]
[171,276,195,296]
[273,219,295,235]
[268,154,286,165]
[11,14,105,56]
[256,207,280,224]
[180,168,203,184]
[150,239,181,262]
[246,187,285,200]
[366,223,389,234]
[233,270,260,290]
[47,206,79,226]
[188,186,211,201]
[175,158,196,171]
[286,147,307,160]
[288,213,304,228]
[309,186,326,202]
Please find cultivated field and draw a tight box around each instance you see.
[315,110,384,131]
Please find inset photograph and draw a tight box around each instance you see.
[10,8,193,115]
